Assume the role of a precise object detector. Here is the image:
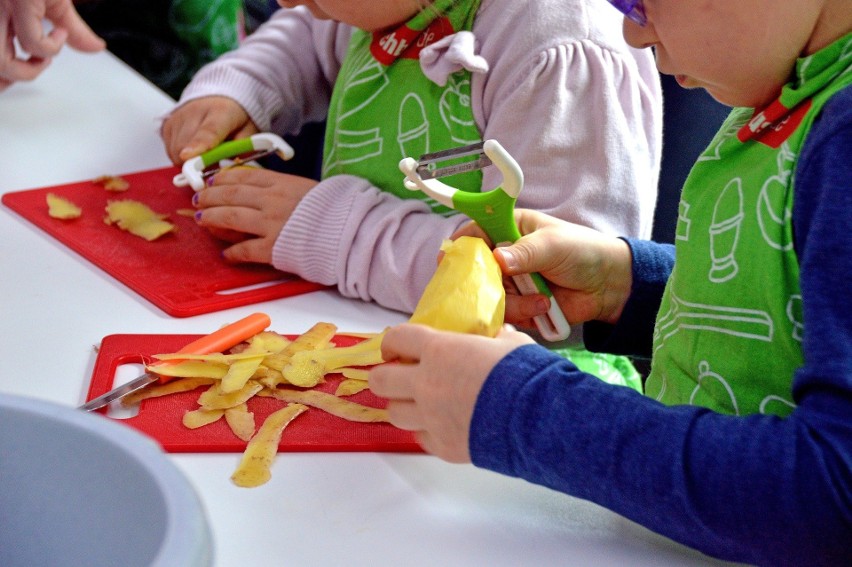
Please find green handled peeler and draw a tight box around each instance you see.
[400,139,571,342]
[173,133,295,191]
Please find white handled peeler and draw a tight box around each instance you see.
[173,133,295,191]
[400,139,571,342]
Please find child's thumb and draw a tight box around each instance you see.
[494,241,540,276]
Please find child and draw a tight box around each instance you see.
[370,1,852,565]
[160,0,662,319]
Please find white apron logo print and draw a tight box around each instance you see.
[757,142,796,251]
[786,294,804,342]
[708,178,743,283]
[697,115,747,163]
[397,92,430,158]
[324,51,389,176]
[690,360,739,415]
[438,75,478,145]
[654,292,773,355]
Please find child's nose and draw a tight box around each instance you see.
[621,18,657,50]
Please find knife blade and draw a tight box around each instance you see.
[79,312,271,412]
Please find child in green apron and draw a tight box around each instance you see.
[370,1,852,565]
[161,0,663,387]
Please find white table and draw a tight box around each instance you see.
[0,47,735,567]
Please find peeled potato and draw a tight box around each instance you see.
[409,236,505,337]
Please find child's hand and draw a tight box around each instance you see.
[193,167,318,264]
[161,96,259,164]
[453,209,633,328]
[369,324,534,463]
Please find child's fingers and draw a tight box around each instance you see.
[503,293,550,326]
[221,238,274,264]
[384,400,422,431]
[233,122,260,141]
[369,364,417,401]
[449,220,490,244]
[493,244,536,276]
[176,101,250,161]
[379,324,433,363]
[195,204,264,236]
[195,181,270,210]
[178,128,227,163]
[206,226,250,244]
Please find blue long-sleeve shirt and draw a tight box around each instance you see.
[469,86,852,566]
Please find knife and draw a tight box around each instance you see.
[79,312,271,412]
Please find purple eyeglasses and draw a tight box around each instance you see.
[605,0,647,25]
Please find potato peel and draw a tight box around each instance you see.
[225,403,256,442]
[92,175,130,192]
[260,387,389,423]
[335,379,370,397]
[129,323,391,488]
[231,404,308,488]
[104,199,174,241]
[198,380,263,410]
[260,322,337,387]
[183,408,225,429]
[121,377,216,407]
[147,360,229,379]
[220,355,266,394]
[281,332,385,387]
[46,193,82,219]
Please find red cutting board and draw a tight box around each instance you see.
[86,333,422,453]
[1,166,327,317]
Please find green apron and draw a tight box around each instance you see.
[322,0,483,216]
[646,34,852,416]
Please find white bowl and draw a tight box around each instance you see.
[0,393,213,567]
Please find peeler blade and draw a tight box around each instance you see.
[416,142,493,180]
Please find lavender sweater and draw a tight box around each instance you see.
[174,1,662,317]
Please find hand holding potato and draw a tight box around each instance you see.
[453,209,634,330]
[369,324,533,463]
[160,96,259,164]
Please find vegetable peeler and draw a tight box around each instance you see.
[173,133,295,191]
[79,312,271,411]
[399,139,571,342]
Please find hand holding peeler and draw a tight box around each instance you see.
[399,139,571,342]
[173,133,295,191]
[79,312,271,411]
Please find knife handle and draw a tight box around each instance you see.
[152,312,271,382]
